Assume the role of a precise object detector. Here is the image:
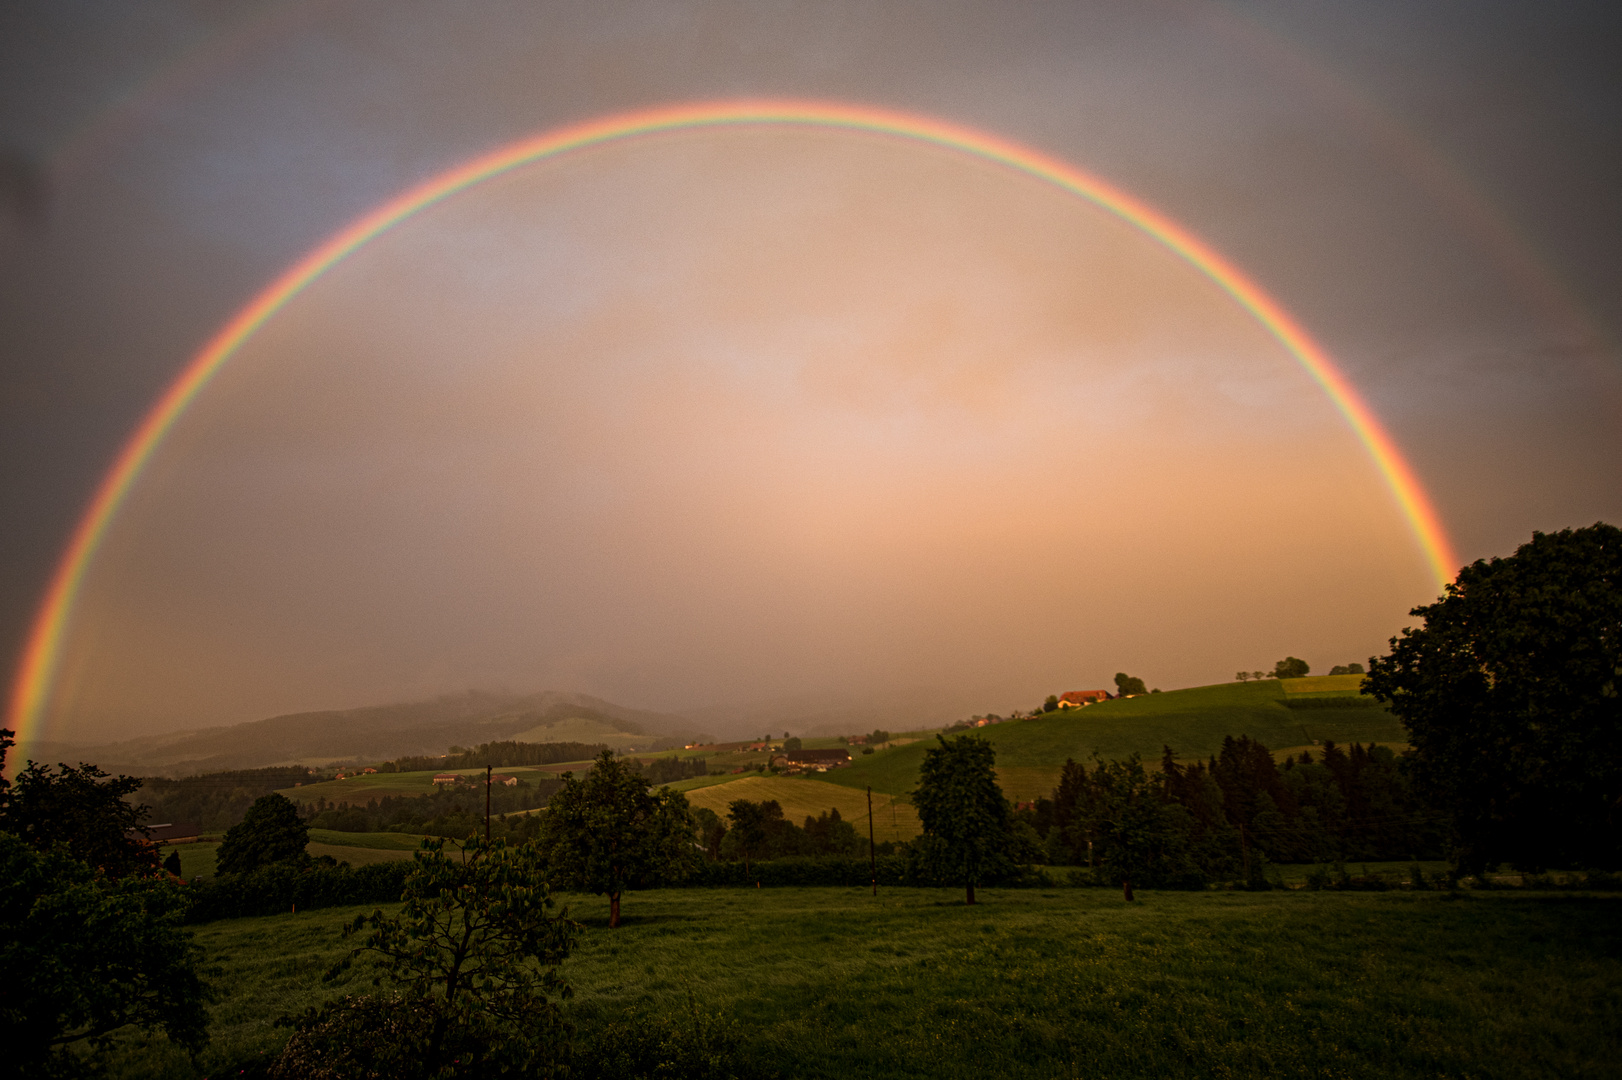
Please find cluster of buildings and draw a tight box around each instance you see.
[431,772,518,787]
[768,748,852,773]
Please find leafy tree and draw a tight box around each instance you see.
[1236,672,1251,682]
[1080,755,1190,900]
[1113,673,1148,697]
[782,736,802,752]
[1,832,212,1076]
[1272,656,1310,679]
[802,808,861,856]
[163,850,182,877]
[216,792,308,876]
[692,807,726,860]
[724,799,776,873]
[1042,695,1060,713]
[1365,523,1622,873]
[1328,663,1365,676]
[308,837,576,1078]
[0,730,157,877]
[540,750,693,927]
[912,734,1012,904]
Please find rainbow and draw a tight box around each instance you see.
[5,98,1458,748]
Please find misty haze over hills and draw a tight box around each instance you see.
[19,691,712,776]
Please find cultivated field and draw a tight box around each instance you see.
[107,885,1622,1079]
[678,775,920,843]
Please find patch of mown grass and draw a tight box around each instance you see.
[105,886,1618,1078]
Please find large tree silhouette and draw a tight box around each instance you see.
[1366,523,1622,874]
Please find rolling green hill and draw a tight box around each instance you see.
[821,680,1406,802]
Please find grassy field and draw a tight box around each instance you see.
[107,885,1620,1079]
[163,830,433,878]
[824,680,1408,801]
[1279,673,1370,696]
[165,840,221,880]
[679,775,920,844]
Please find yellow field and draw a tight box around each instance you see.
[1279,674,1370,696]
[678,775,921,843]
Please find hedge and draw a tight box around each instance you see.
[185,860,412,923]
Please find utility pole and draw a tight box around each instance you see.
[485,764,492,845]
[867,786,877,896]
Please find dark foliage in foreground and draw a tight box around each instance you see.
[1367,522,1622,874]
[0,729,159,877]
[2,831,211,1077]
[279,837,576,1078]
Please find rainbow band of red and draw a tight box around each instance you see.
[6,98,1458,745]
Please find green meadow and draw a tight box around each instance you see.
[825,680,1408,802]
[109,885,1620,1079]
[163,829,430,878]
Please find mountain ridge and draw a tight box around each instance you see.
[17,689,711,776]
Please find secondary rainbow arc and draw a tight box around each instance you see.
[5,98,1459,748]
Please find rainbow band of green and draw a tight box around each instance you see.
[6,98,1458,746]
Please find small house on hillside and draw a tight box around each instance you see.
[1059,690,1112,708]
[432,773,460,784]
[489,773,518,787]
[769,748,852,772]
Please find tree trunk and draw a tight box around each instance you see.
[1122,877,1134,902]
[966,880,976,906]
[609,891,621,928]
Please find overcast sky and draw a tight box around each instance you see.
[2,1,1619,745]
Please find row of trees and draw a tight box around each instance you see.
[305,780,558,839]
[136,766,319,832]
[377,739,609,774]
[1035,737,1445,888]
[692,801,871,865]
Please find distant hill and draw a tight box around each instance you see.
[821,679,1407,802]
[22,690,711,776]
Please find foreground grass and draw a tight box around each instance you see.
[109,885,1619,1079]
